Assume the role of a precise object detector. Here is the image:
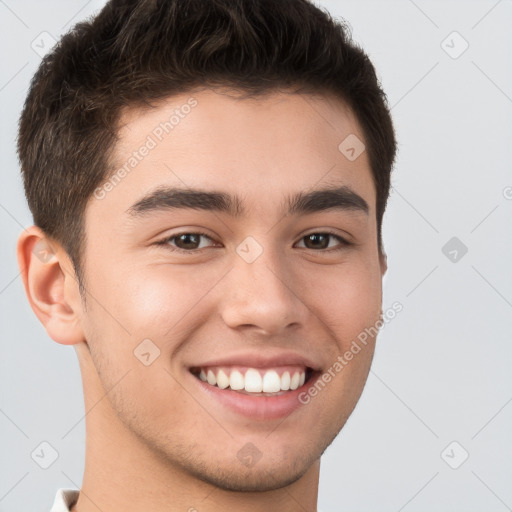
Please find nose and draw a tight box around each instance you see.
[219,244,309,337]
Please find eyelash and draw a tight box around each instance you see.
[155,230,352,254]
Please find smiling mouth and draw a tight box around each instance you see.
[190,365,314,396]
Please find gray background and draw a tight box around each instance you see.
[1,1,511,511]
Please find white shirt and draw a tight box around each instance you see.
[50,489,79,512]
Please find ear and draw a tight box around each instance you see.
[17,226,85,345]
[379,247,388,276]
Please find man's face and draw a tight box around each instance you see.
[77,89,386,491]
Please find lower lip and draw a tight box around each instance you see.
[191,370,320,420]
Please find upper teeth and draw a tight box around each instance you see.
[197,367,307,393]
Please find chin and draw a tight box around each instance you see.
[190,462,310,493]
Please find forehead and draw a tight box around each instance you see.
[117,88,365,155]
[92,88,375,221]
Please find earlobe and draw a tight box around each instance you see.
[379,248,388,276]
[17,226,85,345]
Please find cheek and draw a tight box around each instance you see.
[121,263,228,337]
[85,256,224,338]
[294,257,383,343]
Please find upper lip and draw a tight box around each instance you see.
[188,351,322,372]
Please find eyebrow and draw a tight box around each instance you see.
[127,185,369,218]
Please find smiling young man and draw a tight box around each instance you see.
[17,0,396,511]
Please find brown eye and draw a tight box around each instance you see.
[303,234,330,249]
[297,233,350,251]
[157,232,217,252]
[174,233,202,250]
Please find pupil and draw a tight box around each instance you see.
[179,234,199,249]
[306,234,328,249]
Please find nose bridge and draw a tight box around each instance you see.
[219,236,306,334]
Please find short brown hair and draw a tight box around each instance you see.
[18,0,397,287]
